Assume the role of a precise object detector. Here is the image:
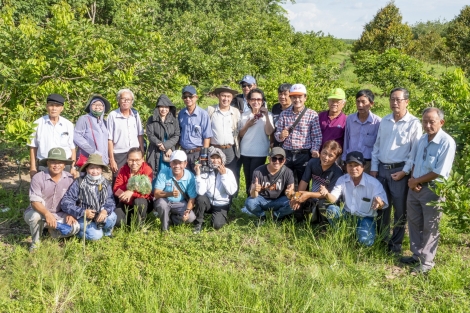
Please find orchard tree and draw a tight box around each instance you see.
[446,5,470,73]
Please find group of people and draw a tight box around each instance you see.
[24,75,456,274]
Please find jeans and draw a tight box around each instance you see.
[326,205,376,246]
[77,212,117,240]
[245,195,293,219]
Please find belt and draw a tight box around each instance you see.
[212,144,232,150]
[184,147,202,154]
[287,149,310,154]
[420,181,436,188]
[364,159,371,162]
[381,161,405,170]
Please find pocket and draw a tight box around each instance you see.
[398,131,407,145]
[60,133,70,146]
[358,199,372,216]
[424,155,436,171]
[364,134,376,147]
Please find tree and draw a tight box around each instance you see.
[446,5,470,73]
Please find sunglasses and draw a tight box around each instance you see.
[271,156,285,163]
[241,84,253,88]
[182,95,195,100]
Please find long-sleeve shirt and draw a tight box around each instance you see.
[195,169,237,206]
[342,112,381,161]
[74,113,109,164]
[113,162,153,204]
[274,106,322,152]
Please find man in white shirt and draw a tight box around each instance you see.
[28,94,77,178]
[323,151,388,246]
[193,148,237,233]
[370,87,422,253]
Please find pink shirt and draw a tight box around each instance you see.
[318,110,346,148]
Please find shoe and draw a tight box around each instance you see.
[241,207,255,216]
[399,256,420,265]
[411,265,432,274]
[193,224,202,234]
[29,243,38,253]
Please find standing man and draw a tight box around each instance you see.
[107,88,144,177]
[28,94,77,178]
[401,108,456,273]
[342,89,381,173]
[318,88,347,149]
[271,83,292,147]
[371,87,422,254]
[274,84,322,184]
[178,85,213,174]
[231,75,257,113]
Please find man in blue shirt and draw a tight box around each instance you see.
[178,85,213,174]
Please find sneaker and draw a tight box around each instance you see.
[399,256,420,265]
[411,265,431,274]
[193,224,202,234]
[29,243,38,253]
[241,207,255,216]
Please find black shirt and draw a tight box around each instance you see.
[301,158,343,192]
[253,165,294,199]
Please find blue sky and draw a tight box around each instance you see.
[281,0,468,39]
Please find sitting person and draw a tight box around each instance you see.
[113,147,153,226]
[153,150,197,231]
[23,147,80,252]
[61,154,117,240]
[290,140,344,223]
[193,148,237,234]
[322,151,388,246]
[245,147,294,221]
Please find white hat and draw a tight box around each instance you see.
[170,150,187,162]
[289,84,307,96]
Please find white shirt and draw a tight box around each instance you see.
[28,115,75,160]
[107,108,144,154]
[238,111,273,157]
[196,169,237,206]
[330,173,389,217]
[371,111,422,172]
[210,106,235,145]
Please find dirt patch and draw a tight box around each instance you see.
[0,149,31,191]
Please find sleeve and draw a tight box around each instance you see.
[136,112,144,136]
[103,183,116,214]
[154,171,167,191]
[67,120,76,149]
[201,112,213,139]
[329,177,344,202]
[238,114,246,131]
[107,112,115,141]
[187,175,197,199]
[195,175,209,196]
[373,178,389,209]
[60,180,85,219]
[342,117,350,161]
[29,174,45,205]
[146,118,162,146]
[164,118,180,150]
[301,159,313,183]
[433,138,456,177]
[403,119,423,173]
[268,112,274,125]
[74,116,95,155]
[310,113,322,152]
[328,169,343,192]
[286,168,295,186]
[371,123,382,171]
[113,167,127,194]
[220,169,237,196]
[274,112,286,142]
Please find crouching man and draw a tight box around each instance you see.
[322,151,388,246]
[245,147,294,221]
[24,148,80,252]
[153,150,197,231]
[193,148,237,234]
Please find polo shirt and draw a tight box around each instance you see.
[318,110,347,148]
[28,115,75,160]
[342,112,381,161]
[301,158,343,193]
[107,108,144,154]
[330,173,388,218]
[210,105,235,145]
[178,106,213,150]
[154,168,197,202]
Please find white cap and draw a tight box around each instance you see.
[170,150,187,162]
[289,84,307,96]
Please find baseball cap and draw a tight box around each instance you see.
[327,88,346,100]
[289,84,307,96]
[345,151,365,166]
[182,85,197,95]
[170,150,188,162]
[239,75,256,85]
[47,94,65,105]
[270,147,286,158]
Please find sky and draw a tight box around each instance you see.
[281,0,468,39]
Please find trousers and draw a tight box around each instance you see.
[24,210,80,245]
[154,198,196,231]
[194,195,230,230]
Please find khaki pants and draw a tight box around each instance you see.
[24,210,80,245]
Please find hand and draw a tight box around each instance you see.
[218,164,227,175]
[408,177,420,190]
[371,196,384,211]
[165,149,172,157]
[44,212,57,229]
[85,209,96,219]
[311,151,319,158]
[95,210,108,223]
[70,167,79,179]
[194,163,201,176]
[370,171,378,178]
[281,128,289,140]
[158,143,166,151]
[259,107,269,115]
[246,117,257,128]
[110,159,118,173]
[182,209,191,222]
[30,169,37,179]
[391,171,406,181]
[290,199,300,210]
[296,191,311,204]
[319,185,329,197]
[172,186,180,198]
[412,184,422,193]
[65,215,77,226]
[251,177,261,193]
[118,190,134,202]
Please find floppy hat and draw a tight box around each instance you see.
[170,150,188,162]
[213,85,238,96]
[79,153,110,172]
[39,147,73,166]
[345,151,365,166]
[289,84,307,96]
[327,88,346,100]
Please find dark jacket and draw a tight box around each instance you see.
[146,95,180,176]
[231,94,246,113]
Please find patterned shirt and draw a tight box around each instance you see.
[274,106,322,152]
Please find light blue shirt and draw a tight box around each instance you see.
[342,112,381,160]
[411,129,456,181]
[154,168,197,202]
[178,106,213,150]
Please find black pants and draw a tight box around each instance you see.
[114,198,150,227]
[185,150,201,175]
[284,151,311,186]
[240,155,266,195]
[195,195,230,230]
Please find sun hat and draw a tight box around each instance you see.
[39,147,73,166]
[79,153,110,172]
[213,85,238,96]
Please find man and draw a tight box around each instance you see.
[193,148,237,233]
[370,87,422,254]
[342,89,381,173]
[274,83,322,184]
[207,86,240,177]
[245,147,294,221]
[107,88,144,177]
[270,83,292,147]
[318,88,347,149]
[322,151,388,246]
[231,75,257,113]
[24,148,80,252]
[28,94,77,178]
[401,108,456,274]
[154,150,197,231]
[178,85,213,174]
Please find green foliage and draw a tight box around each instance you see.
[446,5,470,74]
[127,174,152,195]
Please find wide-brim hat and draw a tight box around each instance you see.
[213,85,238,96]
[39,147,73,166]
[79,153,110,172]
[85,94,111,113]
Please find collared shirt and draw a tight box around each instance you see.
[28,115,75,160]
[342,111,382,161]
[318,110,347,148]
[74,113,109,164]
[274,106,322,152]
[107,108,144,154]
[25,169,74,219]
[178,106,213,150]
[209,105,235,145]
[371,111,422,172]
[154,168,197,202]
[196,169,237,206]
[410,129,456,181]
[330,173,389,217]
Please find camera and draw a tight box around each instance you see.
[199,147,211,174]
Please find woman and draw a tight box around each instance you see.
[74,94,111,166]
[146,94,180,178]
[238,88,274,195]
[113,147,153,226]
[61,154,117,240]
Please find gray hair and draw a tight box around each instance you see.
[390,87,409,100]
[422,107,444,120]
[116,88,135,103]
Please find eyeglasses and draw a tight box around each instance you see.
[389,98,407,103]
[128,159,142,163]
[182,95,195,100]
[120,98,133,103]
[241,84,253,89]
[271,156,285,163]
[91,103,104,107]
[249,98,263,102]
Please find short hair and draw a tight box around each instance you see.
[127,147,143,158]
[356,89,375,103]
[422,107,444,120]
[116,88,135,103]
[322,140,343,158]
[247,88,267,103]
[278,83,292,94]
[390,87,409,99]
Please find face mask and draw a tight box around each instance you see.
[91,110,103,117]
[86,174,102,181]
